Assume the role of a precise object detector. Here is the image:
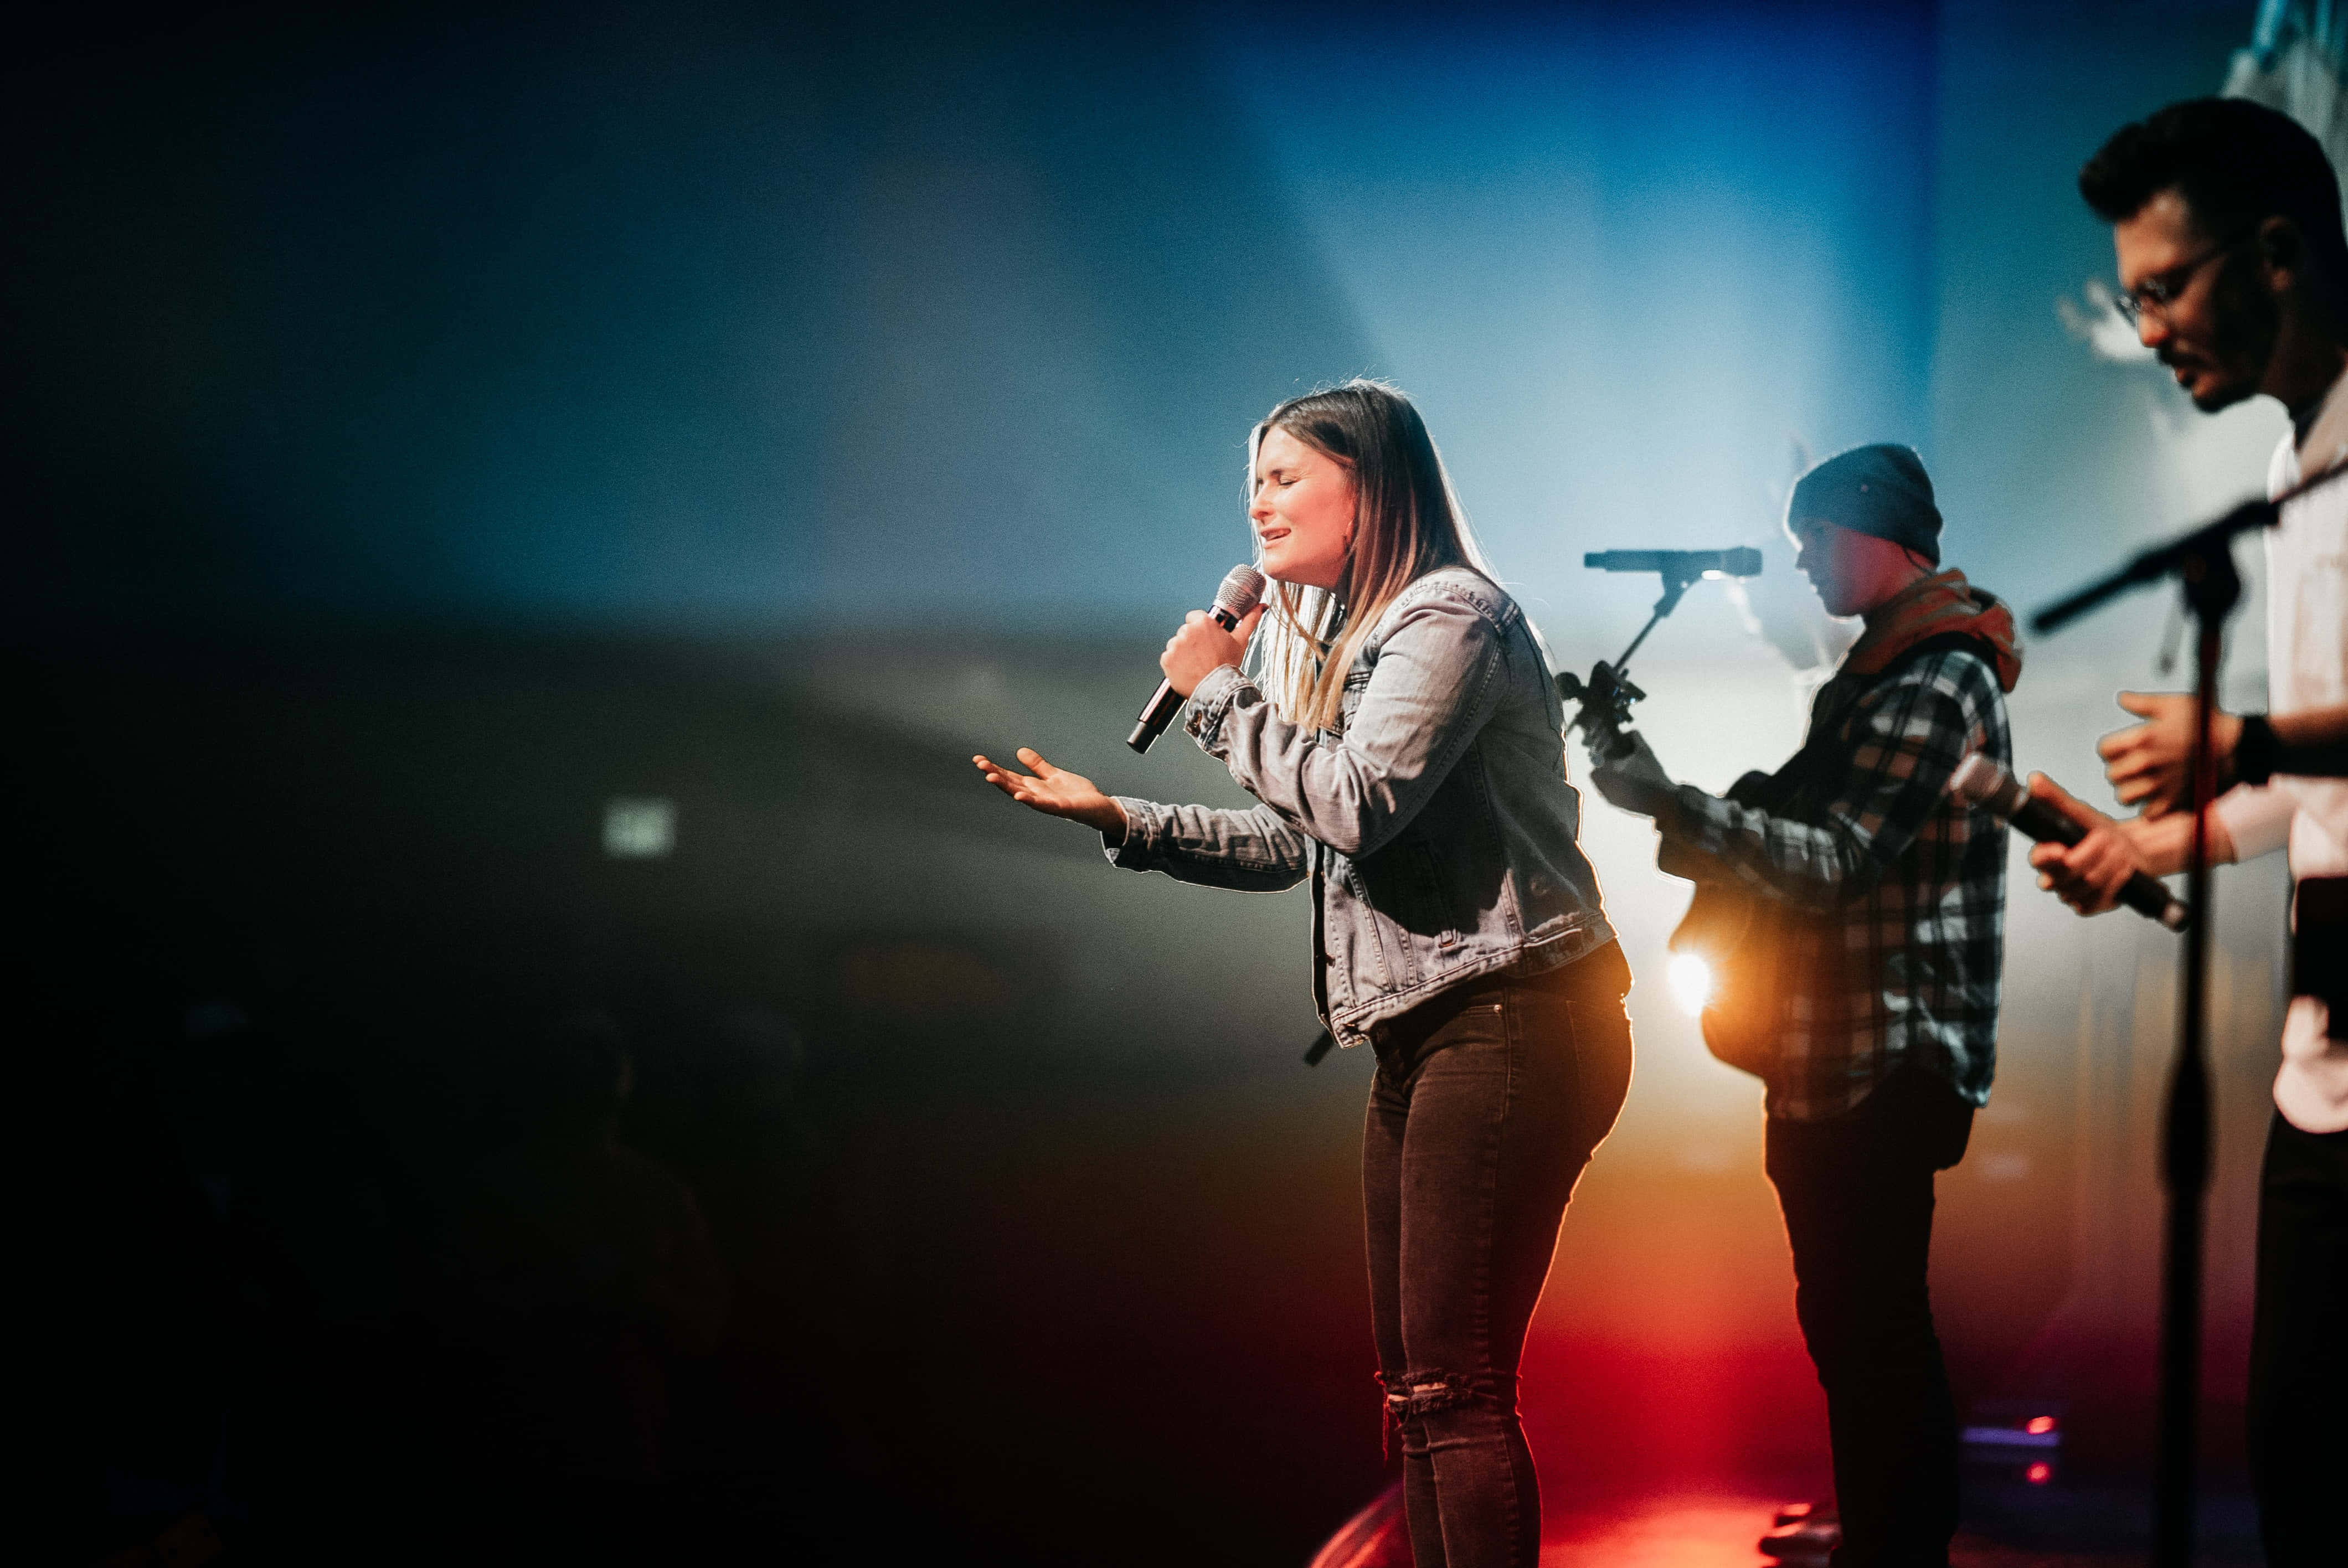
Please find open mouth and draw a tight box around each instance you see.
[1258,528,1290,547]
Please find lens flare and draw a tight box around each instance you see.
[1667,952,1713,1016]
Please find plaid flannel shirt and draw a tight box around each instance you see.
[1659,640,2011,1121]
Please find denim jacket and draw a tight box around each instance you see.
[1107,565,1616,1048]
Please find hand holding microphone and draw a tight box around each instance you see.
[1946,755,2191,929]
[1128,564,1267,752]
[1159,602,1268,697]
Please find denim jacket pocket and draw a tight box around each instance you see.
[1405,843,1464,950]
[1356,840,1463,971]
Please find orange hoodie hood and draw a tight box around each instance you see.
[1840,568,2022,693]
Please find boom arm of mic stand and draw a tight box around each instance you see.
[2032,498,2278,636]
[1563,556,1724,753]
[1611,563,1702,675]
[2028,453,2348,636]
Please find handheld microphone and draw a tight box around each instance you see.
[1585,548,1763,579]
[1946,754,2190,931]
[1127,564,1268,754]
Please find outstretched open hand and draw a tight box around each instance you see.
[2099,690,2242,817]
[972,746,1129,840]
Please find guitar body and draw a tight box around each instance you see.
[1563,665,1789,1076]
[1569,632,1987,1085]
[1666,770,1787,1079]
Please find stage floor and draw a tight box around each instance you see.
[1541,1490,2261,1568]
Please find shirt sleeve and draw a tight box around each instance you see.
[2213,781,2296,862]
[1103,795,1313,891]
[1180,592,1510,858]
[1659,654,1986,911]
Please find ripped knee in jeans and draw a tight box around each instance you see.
[1378,1368,1511,1456]
[1383,1369,1482,1419]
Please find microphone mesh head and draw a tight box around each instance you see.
[1946,753,2022,817]
[1214,564,1267,616]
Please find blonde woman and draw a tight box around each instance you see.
[975,380,1629,1567]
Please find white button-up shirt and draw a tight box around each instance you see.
[2211,367,2348,1131]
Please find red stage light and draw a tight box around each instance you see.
[2025,1463,2052,1485]
[2024,1416,2057,1435]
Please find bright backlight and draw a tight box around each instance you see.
[1667,952,1713,1016]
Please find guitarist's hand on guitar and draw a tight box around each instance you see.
[1589,730,1680,818]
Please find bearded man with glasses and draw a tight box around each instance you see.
[2108,221,2259,335]
[2031,96,2348,1568]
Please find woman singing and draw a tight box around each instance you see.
[972,380,1629,1567]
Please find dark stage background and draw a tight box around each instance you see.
[9,2,2304,1564]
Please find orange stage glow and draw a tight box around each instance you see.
[1666,952,1714,1017]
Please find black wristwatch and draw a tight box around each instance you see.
[2235,713,2280,786]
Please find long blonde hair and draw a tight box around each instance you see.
[1248,380,1495,731]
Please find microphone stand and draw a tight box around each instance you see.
[1557,556,1724,755]
[2030,472,2345,1568]
[1608,555,1712,675]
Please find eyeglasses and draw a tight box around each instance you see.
[2112,225,2256,326]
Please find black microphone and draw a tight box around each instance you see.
[1947,755,2190,930]
[1127,564,1268,753]
[1584,548,1764,578]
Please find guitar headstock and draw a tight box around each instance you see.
[1557,660,1644,762]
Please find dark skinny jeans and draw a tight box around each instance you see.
[1765,1066,1974,1568]
[1364,941,1633,1568]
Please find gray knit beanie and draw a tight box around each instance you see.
[1787,443,1942,566]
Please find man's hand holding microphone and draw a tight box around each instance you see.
[2022,689,2234,917]
[2023,773,2226,916]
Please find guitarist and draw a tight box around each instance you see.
[1588,443,2023,1568]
